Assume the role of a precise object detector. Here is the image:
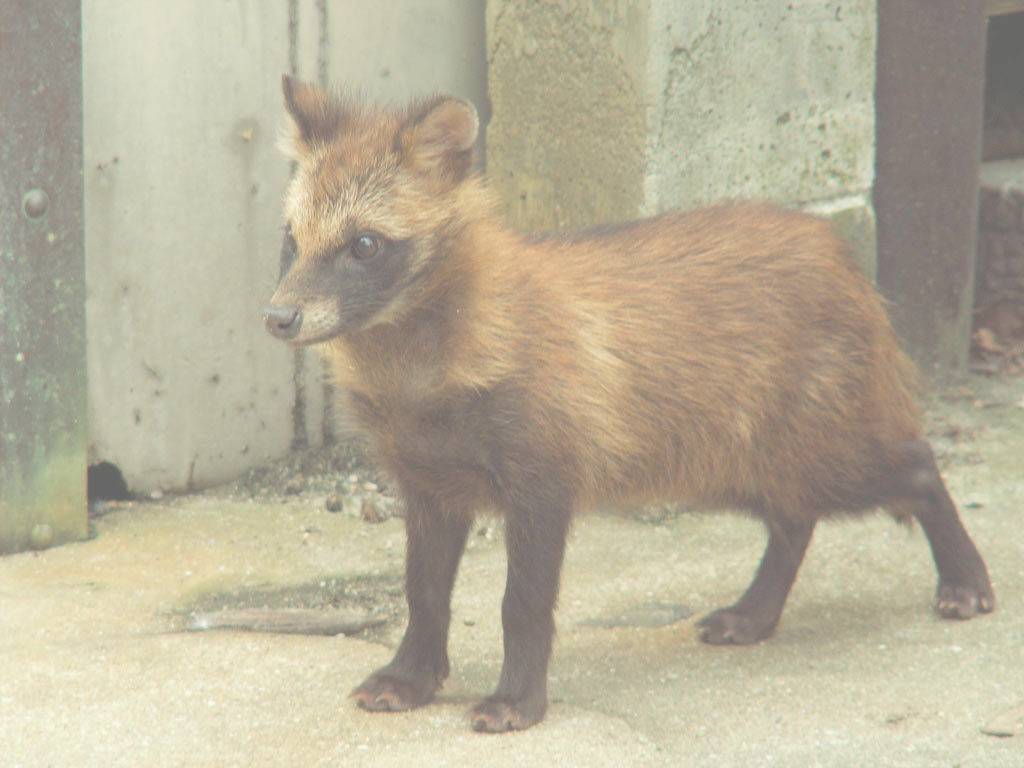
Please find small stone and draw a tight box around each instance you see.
[29,523,54,550]
[325,494,342,512]
[360,497,388,523]
[982,703,1024,738]
[284,478,303,495]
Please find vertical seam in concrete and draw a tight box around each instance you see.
[316,0,337,445]
[286,0,308,449]
[317,0,328,87]
[288,0,298,74]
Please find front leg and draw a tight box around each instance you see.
[470,504,571,732]
[351,493,471,712]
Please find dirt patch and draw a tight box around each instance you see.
[209,436,686,526]
[209,439,401,524]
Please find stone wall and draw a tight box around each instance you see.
[486,0,878,274]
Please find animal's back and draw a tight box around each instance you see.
[491,202,923,516]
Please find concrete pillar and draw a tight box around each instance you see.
[874,0,988,380]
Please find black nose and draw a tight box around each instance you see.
[263,304,302,340]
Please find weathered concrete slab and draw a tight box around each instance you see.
[1,374,1021,766]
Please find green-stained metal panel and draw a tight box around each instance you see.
[0,1,88,554]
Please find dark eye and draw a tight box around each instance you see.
[351,233,383,261]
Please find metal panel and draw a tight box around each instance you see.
[874,0,988,380]
[0,1,88,553]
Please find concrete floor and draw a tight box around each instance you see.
[2,374,1022,767]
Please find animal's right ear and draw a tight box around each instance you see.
[281,74,341,157]
[399,96,479,186]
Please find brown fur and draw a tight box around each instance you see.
[264,77,994,732]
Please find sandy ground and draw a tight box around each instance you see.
[1,373,1022,767]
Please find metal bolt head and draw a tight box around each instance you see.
[22,188,49,219]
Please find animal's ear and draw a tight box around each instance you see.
[399,96,479,185]
[281,74,341,155]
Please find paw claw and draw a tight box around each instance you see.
[351,688,409,712]
[469,695,545,732]
[350,669,440,714]
[696,608,775,645]
[936,582,995,620]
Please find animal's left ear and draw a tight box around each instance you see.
[399,96,479,185]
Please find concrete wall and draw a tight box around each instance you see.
[83,1,486,494]
[487,0,877,275]
[83,1,294,494]
[84,0,878,494]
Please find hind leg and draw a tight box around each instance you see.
[894,440,994,619]
[697,517,815,645]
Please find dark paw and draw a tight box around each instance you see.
[350,669,440,713]
[936,581,995,620]
[469,694,546,733]
[696,608,776,645]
